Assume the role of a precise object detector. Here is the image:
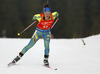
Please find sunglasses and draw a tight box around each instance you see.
[44,12,51,14]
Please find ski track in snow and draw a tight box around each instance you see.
[0,34,100,74]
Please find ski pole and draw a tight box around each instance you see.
[51,17,59,29]
[47,0,49,4]
[17,21,37,36]
[82,39,86,45]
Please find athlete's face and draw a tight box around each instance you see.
[44,11,51,20]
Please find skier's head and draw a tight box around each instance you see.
[43,3,51,20]
[43,3,51,12]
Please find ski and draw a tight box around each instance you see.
[8,62,15,67]
[8,61,57,70]
[43,65,57,70]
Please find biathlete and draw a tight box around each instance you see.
[8,3,59,66]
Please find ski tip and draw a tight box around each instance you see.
[7,62,15,67]
[7,64,11,68]
[43,65,57,70]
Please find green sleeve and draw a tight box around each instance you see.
[52,12,59,19]
[32,14,41,22]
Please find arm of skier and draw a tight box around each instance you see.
[52,12,59,19]
[32,14,41,22]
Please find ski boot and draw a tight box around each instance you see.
[8,52,23,67]
[44,55,49,66]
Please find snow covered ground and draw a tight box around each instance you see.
[0,34,100,74]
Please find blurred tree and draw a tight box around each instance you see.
[0,0,100,38]
[0,0,24,37]
[90,0,100,35]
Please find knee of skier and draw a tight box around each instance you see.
[27,38,35,48]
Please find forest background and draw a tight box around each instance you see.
[0,0,100,38]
